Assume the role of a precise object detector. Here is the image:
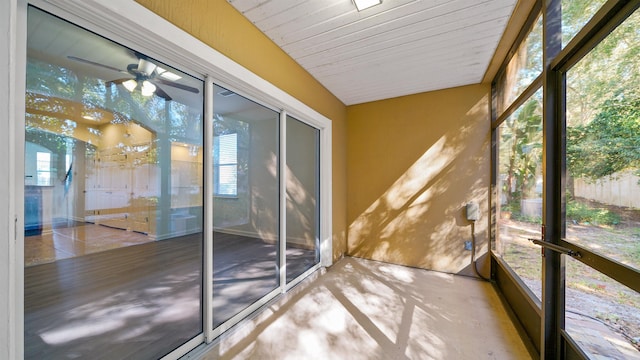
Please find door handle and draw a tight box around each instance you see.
[528,238,582,259]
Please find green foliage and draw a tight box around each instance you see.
[631,244,640,265]
[561,0,608,47]
[565,9,640,195]
[502,197,543,224]
[566,199,620,226]
[513,213,543,224]
[567,95,640,179]
[499,93,543,205]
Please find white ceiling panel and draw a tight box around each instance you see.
[228,0,516,105]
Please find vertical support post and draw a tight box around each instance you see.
[279,110,287,291]
[490,80,498,274]
[157,101,172,239]
[541,0,563,358]
[204,76,214,342]
[319,121,332,268]
[3,0,27,358]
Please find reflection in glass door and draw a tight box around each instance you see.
[212,85,280,328]
[285,115,320,283]
[563,8,640,358]
[24,6,204,359]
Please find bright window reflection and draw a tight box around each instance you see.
[214,132,238,196]
[36,151,52,186]
[495,15,542,116]
[496,88,543,301]
[24,6,203,359]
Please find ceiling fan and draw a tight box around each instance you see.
[67,54,199,101]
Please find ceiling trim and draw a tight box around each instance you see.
[481,0,538,84]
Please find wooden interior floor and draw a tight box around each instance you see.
[25,233,204,360]
[25,222,152,266]
[192,257,536,360]
[25,227,317,359]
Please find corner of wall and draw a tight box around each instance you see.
[136,0,349,262]
[345,84,492,274]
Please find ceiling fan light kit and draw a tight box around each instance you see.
[140,80,156,97]
[67,54,197,100]
[123,79,137,92]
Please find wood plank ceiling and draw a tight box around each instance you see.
[228,0,517,105]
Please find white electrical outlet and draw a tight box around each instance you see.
[466,202,479,221]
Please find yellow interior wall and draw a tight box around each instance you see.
[136,0,348,261]
[346,84,491,276]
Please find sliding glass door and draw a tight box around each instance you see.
[211,85,280,328]
[561,7,640,358]
[22,4,329,358]
[285,115,320,283]
[24,6,204,359]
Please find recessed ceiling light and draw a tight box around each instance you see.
[218,90,235,97]
[353,0,381,11]
[156,66,182,81]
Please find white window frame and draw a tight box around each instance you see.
[6,0,333,358]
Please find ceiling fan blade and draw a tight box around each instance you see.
[155,78,200,94]
[105,78,133,87]
[67,56,125,73]
[154,85,172,101]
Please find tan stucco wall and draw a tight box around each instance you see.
[136,0,348,261]
[346,84,491,276]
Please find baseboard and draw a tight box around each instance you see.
[212,227,315,250]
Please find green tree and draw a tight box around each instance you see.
[565,9,640,182]
[501,94,543,206]
[567,94,640,180]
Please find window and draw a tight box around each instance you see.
[493,9,544,303]
[36,151,52,186]
[563,9,640,357]
[562,0,608,48]
[24,6,204,359]
[492,1,640,358]
[495,89,543,301]
[495,14,543,117]
[214,132,238,196]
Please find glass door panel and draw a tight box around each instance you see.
[565,257,640,358]
[496,89,544,301]
[285,115,320,283]
[212,85,280,327]
[24,6,204,359]
[561,0,608,48]
[564,8,640,357]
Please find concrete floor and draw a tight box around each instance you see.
[189,257,535,360]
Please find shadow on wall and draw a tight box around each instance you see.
[347,85,490,274]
